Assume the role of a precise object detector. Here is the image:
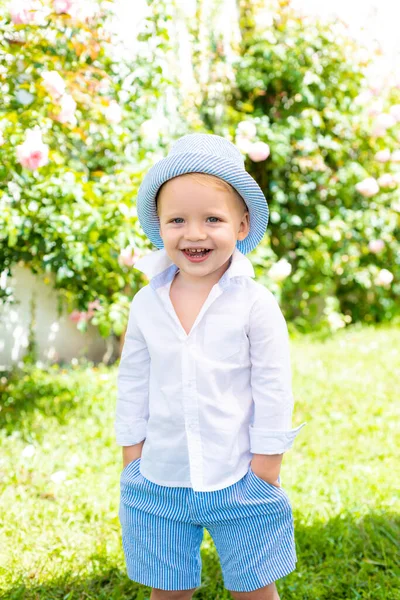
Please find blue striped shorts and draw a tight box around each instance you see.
[119,458,297,593]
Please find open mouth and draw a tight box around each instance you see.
[182,249,213,262]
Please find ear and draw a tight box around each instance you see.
[237,211,250,241]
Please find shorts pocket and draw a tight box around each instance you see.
[248,466,285,494]
[120,456,141,478]
[203,315,245,360]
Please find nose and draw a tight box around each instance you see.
[183,221,208,241]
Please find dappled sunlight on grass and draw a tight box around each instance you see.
[1,324,399,599]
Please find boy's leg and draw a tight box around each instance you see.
[203,469,296,595]
[119,460,203,592]
[228,581,280,600]
[150,587,199,600]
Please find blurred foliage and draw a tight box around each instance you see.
[0,0,193,339]
[226,0,400,331]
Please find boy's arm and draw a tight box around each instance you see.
[248,288,307,485]
[115,297,150,468]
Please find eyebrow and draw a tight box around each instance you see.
[162,210,227,219]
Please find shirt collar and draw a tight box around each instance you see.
[133,247,255,284]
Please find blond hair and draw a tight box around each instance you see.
[155,172,248,214]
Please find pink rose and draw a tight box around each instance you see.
[370,125,387,138]
[55,94,77,124]
[236,121,257,139]
[16,129,49,170]
[235,135,252,154]
[377,174,395,188]
[247,141,270,162]
[53,0,76,14]
[41,70,66,99]
[10,0,37,24]
[118,247,139,267]
[368,239,384,254]
[87,299,101,318]
[104,101,122,124]
[69,310,88,323]
[374,149,391,163]
[375,268,393,287]
[355,177,379,197]
[69,300,100,323]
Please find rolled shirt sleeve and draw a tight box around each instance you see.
[248,287,307,455]
[115,297,150,446]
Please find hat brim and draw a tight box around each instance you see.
[136,152,269,255]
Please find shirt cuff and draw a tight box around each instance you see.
[249,422,307,454]
[115,419,148,447]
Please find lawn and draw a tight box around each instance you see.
[1,323,399,599]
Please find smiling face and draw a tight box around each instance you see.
[156,173,250,284]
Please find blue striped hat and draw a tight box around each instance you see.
[136,133,269,254]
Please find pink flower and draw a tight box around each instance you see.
[69,310,88,323]
[41,70,66,99]
[104,101,122,124]
[236,121,257,139]
[355,177,379,197]
[247,141,270,162]
[53,0,76,14]
[88,299,101,311]
[374,149,391,163]
[55,94,77,124]
[235,135,252,154]
[87,299,101,318]
[377,174,395,188]
[389,104,400,122]
[16,129,49,170]
[69,300,100,323]
[118,247,138,267]
[370,125,387,138]
[368,239,384,253]
[390,150,400,163]
[375,268,393,287]
[9,0,37,24]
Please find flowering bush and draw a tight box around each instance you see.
[0,0,188,339]
[226,0,400,331]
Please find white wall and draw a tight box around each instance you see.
[0,266,118,368]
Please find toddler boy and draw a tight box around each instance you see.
[116,133,306,600]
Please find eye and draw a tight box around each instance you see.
[171,218,184,223]
[207,217,221,222]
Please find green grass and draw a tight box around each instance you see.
[1,323,399,599]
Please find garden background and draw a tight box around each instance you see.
[0,0,399,598]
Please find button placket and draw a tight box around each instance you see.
[182,335,203,490]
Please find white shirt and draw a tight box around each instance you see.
[115,246,307,492]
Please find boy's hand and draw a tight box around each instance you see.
[122,440,145,468]
[250,453,283,488]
